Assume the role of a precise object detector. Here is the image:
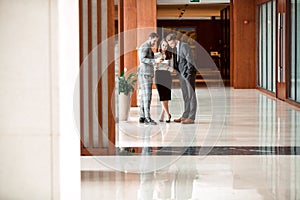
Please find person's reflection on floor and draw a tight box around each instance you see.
[176,123,198,199]
[137,172,155,200]
[137,125,155,199]
[175,159,197,199]
[139,125,154,171]
[153,164,178,199]
[137,120,199,199]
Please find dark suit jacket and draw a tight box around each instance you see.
[177,42,196,78]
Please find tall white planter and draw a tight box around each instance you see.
[119,92,132,121]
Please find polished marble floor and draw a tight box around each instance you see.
[82,87,300,200]
[117,87,300,148]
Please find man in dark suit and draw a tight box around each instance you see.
[137,32,163,125]
[166,33,197,124]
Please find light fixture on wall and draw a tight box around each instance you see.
[243,20,249,24]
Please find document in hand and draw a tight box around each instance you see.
[154,52,163,59]
[154,52,173,71]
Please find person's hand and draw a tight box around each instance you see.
[155,57,163,64]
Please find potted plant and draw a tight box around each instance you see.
[118,71,137,121]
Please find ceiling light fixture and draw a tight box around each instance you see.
[178,4,188,19]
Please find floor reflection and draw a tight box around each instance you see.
[118,88,300,148]
[81,156,300,200]
[82,89,300,199]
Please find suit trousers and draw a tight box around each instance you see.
[138,74,153,118]
[179,73,197,120]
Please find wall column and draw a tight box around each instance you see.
[231,0,256,88]
[0,0,81,199]
[119,0,157,106]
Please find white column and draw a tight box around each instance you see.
[58,0,81,199]
[0,0,80,199]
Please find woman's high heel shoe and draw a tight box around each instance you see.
[166,114,171,123]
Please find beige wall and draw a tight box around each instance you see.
[0,0,80,199]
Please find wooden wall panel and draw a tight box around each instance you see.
[277,0,286,12]
[232,0,256,88]
[87,0,93,148]
[97,0,103,149]
[137,0,157,90]
[80,0,115,155]
[123,0,137,72]
[79,0,84,149]
[120,0,157,106]
[137,0,157,46]
[107,0,116,153]
[118,0,124,74]
[230,0,234,86]
[123,0,138,106]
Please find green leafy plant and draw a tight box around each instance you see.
[118,71,137,95]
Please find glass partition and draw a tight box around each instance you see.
[288,0,300,103]
[258,1,276,92]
